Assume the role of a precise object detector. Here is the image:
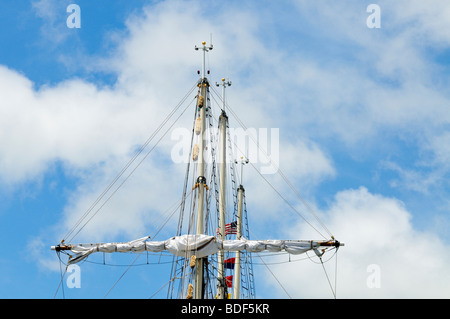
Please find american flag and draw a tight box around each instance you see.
[216,221,237,236]
[225,221,237,235]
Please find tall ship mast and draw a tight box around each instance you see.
[51,41,342,299]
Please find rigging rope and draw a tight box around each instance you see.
[210,86,334,239]
[53,252,67,299]
[64,84,197,243]
[103,252,142,298]
[335,248,338,298]
[304,247,339,298]
[256,253,292,299]
[57,78,340,299]
[149,277,174,299]
[320,256,337,299]
[98,173,193,297]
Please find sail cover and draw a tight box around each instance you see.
[59,234,326,264]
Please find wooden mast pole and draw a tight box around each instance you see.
[193,41,212,299]
[234,156,248,299]
[216,78,231,299]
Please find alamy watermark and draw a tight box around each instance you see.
[171,127,279,175]
[66,4,81,29]
[366,4,381,29]
[66,264,81,288]
[366,264,381,289]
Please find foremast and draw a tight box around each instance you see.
[193,41,212,299]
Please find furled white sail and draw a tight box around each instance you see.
[52,234,341,265]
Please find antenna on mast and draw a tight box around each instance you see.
[235,156,249,187]
[194,40,213,80]
[216,78,232,113]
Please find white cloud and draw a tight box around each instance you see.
[290,0,450,134]
[381,161,440,194]
[280,138,335,184]
[388,0,450,45]
[232,136,335,233]
[265,187,450,298]
[58,155,184,242]
[32,0,73,45]
[10,0,446,190]
[428,132,450,168]
[0,66,159,185]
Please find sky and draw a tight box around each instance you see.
[1,0,450,299]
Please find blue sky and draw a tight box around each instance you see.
[1,0,450,299]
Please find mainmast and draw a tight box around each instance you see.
[193,41,212,299]
[216,78,231,299]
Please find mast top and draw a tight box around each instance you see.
[235,156,249,187]
[216,78,232,113]
[194,41,213,80]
